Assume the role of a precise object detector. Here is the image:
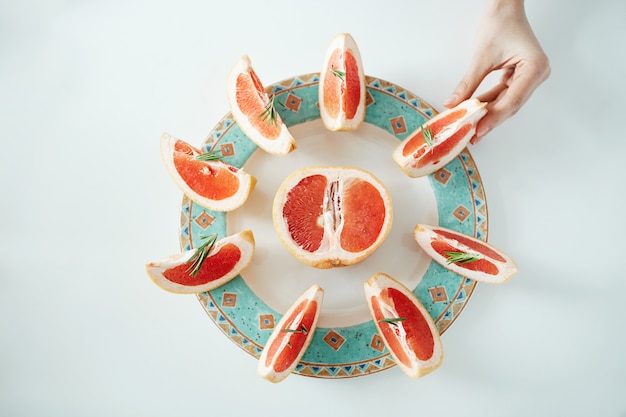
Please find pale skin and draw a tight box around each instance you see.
[444,0,551,143]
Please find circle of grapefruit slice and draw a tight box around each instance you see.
[319,33,366,131]
[160,133,256,212]
[226,55,296,156]
[272,166,393,269]
[146,230,255,294]
[392,98,487,178]
[364,272,444,379]
[257,284,324,383]
[414,224,518,284]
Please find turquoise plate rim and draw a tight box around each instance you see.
[178,73,489,379]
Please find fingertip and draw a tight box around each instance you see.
[443,95,458,108]
[476,126,490,138]
[447,71,484,107]
[471,123,490,145]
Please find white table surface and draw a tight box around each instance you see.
[2,0,625,415]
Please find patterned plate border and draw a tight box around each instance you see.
[177,74,488,378]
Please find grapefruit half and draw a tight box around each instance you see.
[160,133,256,212]
[364,272,444,379]
[414,224,518,284]
[272,166,393,269]
[392,98,487,178]
[226,55,296,155]
[146,230,255,294]
[319,33,366,131]
[257,284,324,383]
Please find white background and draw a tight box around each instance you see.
[2,0,625,416]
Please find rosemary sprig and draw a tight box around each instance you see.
[421,124,434,148]
[331,68,346,82]
[444,251,480,265]
[185,234,218,276]
[379,317,407,327]
[258,94,283,126]
[194,149,222,161]
[281,324,308,335]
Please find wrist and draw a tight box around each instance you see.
[484,0,525,14]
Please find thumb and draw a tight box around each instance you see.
[444,59,489,108]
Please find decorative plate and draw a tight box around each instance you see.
[178,74,488,379]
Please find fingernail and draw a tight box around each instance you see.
[477,126,490,138]
[443,95,457,107]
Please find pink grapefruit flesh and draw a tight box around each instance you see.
[364,272,443,379]
[257,284,324,383]
[392,98,487,178]
[414,223,518,284]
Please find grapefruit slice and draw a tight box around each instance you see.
[319,33,366,131]
[226,54,296,155]
[414,224,518,284]
[364,272,444,379]
[392,98,487,178]
[257,284,324,383]
[160,132,256,212]
[272,166,393,269]
[146,230,255,294]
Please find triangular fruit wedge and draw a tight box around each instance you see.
[273,166,393,268]
[319,33,366,131]
[257,284,324,383]
[146,230,255,294]
[226,55,296,156]
[364,272,444,379]
[160,133,256,212]
[414,224,518,284]
[392,98,487,178]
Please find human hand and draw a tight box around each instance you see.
[444,0,550,144]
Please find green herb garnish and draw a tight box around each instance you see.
[421,124,434,148]
[258,94,283,126]
[379,317,407,327]
[194,149,222,161]
[444,251,480,265]
[331,68,346,81]
[186,234,218,276]
[281,324,308,335]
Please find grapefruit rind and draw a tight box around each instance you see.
[257,284,324,383]
[319,33,366,131]
[364,272,444,379]
[160,132,256,212]
[392,98,487,178]
[414,224,518,284]
[226,54,296,156]
[272,166,393,269]
[146,230,255,294]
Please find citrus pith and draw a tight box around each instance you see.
[272,166,393,268]
[160,133,256,212]
[364,272,444,379]
[227,55,296,155]
[257,284,324,383]
[319,33,366,131]
[392,98,487,178]
[414,224,518,284]
[146,230,255,294]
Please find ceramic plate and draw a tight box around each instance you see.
[178,74,488,378]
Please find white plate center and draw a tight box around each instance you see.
[227,119,437,328]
